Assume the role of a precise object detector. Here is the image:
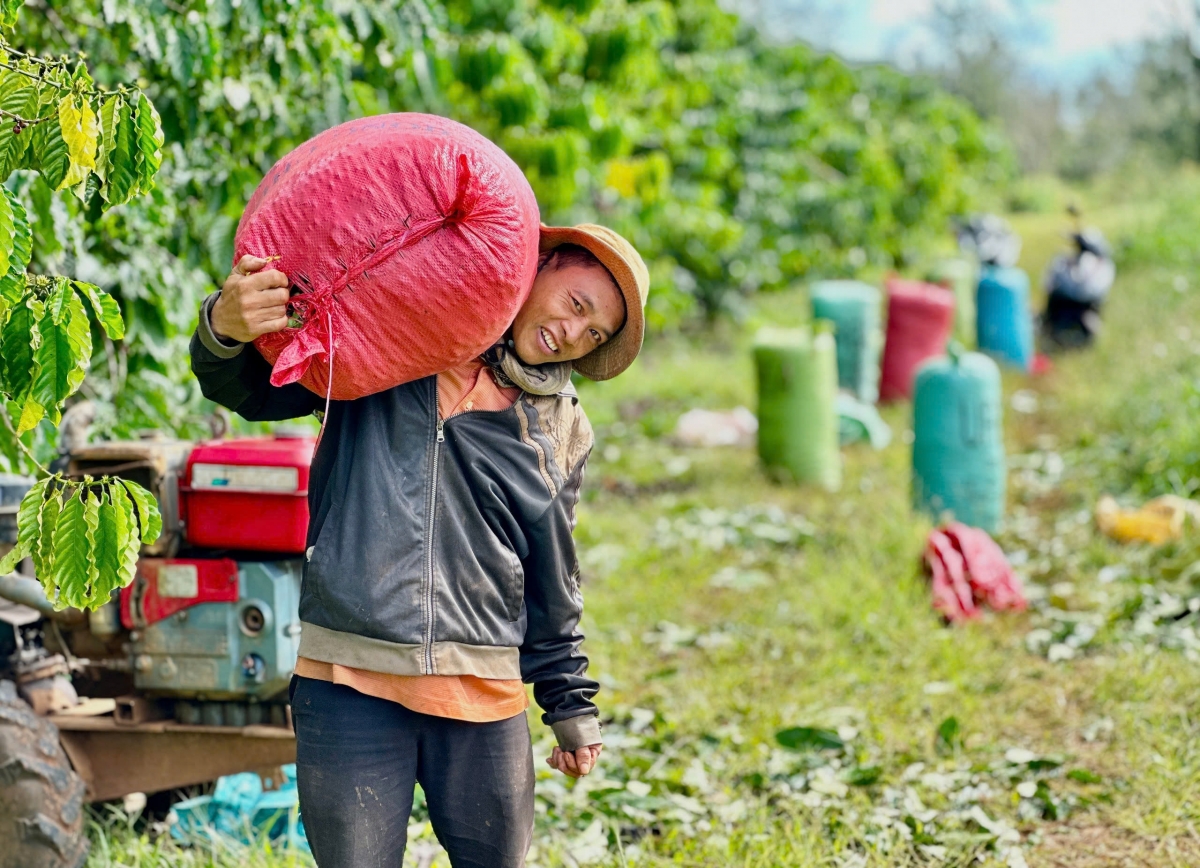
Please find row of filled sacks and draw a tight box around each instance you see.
[810,266,1033,406]
[751,272,1019,533]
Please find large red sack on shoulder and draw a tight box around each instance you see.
[235,113,540,400]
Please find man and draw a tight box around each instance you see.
[190,223,649,868]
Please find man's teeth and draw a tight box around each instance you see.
[541,327,559,352]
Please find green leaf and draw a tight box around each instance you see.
[0,186,30,304]
[110,481,139,586]
[30,88,72,190]
[845,765,882,787]
[70,61,94,89]
[94,484,127,600]
[63,289,92,396]
[1067,768,1102,784]
[58,92,98,191]
[0,0,22,29]
[81,488,101,607]
[133,93,163,194]
[44,277,71,324]
[1,296,36,401]
[102,96,137,207]
[935,716,961,755]
[15,477,48,554]
[0,543,23,574]
[0,78,37,180]
[94,95,119,184]
[121,479,161,545]
[0,181,15,282]
[76,281,124,340]
[32,483,61,593]
[775,726,844,752]
[33,302,76,424]
[51,488,86,609]
[0,477,43,573]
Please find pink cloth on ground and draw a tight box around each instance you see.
[923,522,1026,622]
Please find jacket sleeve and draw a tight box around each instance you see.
[190,292,321,422]
[519,452,602,752]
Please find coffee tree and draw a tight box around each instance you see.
[0,3,162,609]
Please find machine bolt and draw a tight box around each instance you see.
[176,610,188,621]
[241,652,266,684]
[241,605,266,635]
[134,654,153,673]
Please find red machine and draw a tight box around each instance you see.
[180,435,315,553]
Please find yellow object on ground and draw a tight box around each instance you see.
[1095,494,1200,544]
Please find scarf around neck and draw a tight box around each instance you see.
[482,343,573,396]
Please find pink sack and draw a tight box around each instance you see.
[879,278,955,402]
[235,113,541,400]
[923,522,1026,623]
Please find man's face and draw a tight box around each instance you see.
[511,253,626,366]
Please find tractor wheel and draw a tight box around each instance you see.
[0,680,88,868]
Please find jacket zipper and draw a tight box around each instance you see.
[420,384,571,671]
[424,413,444,674]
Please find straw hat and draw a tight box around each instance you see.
[539,223,649,381]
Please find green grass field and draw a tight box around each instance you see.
[88,175,1200,866]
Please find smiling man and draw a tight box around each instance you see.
[190,222,648,868]
[512,243,628,364]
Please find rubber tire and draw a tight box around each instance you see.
[0,680,88,868]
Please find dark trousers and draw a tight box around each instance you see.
[290,676,535,868]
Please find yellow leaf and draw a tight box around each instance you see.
[603,155,671,203]
[604,160,639,198]
[58,95,98,189]
[16,395,44,434]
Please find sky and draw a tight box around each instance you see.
[755,0,1193,88]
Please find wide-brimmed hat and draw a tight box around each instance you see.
[539,223,649,381]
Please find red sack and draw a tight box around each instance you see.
[235,114,541,400]
[879,278,955,402]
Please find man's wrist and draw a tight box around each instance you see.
[551,713,602,752]
[208,293,240,344]
[197,292,245,359]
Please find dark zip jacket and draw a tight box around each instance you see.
[190,294,601,750]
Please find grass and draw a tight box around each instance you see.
[89,173,1200,866]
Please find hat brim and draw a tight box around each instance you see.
[539,226,645,381]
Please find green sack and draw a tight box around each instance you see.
[753,325,841,491]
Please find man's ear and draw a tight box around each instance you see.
[536,250,557,273]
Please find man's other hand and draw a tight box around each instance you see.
[546,744,602,778]
[210,255,290,343]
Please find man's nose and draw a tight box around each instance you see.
[563,317,587,346]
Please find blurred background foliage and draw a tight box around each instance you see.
[902,0,1200,187]
[9,0,1009,449]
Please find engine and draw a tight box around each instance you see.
[0,432,314,726]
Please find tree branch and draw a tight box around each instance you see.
[0,407,50,477]
[0,107,53,129]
